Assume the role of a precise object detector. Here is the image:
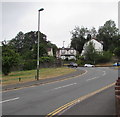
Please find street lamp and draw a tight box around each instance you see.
[36,8,44,80]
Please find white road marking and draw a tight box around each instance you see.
[86,77,99,81]
[51,83,77,91]
[0,97,20,103]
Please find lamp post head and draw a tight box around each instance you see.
[39,8,44,12]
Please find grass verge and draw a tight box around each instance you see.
[2,67,76,86]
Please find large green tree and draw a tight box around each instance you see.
[70,26,89,54]
[8,31,48,58]
[8,31,57,59]
[97,20,118,51]
[8,31,25,53]
[3,31,58,71]
[70,26,98,54]
[2,43,20,75]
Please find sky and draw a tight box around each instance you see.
[1,0,120,48]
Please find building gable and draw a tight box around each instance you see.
[81,38,103,56]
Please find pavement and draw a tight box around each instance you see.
[2,68,85,91]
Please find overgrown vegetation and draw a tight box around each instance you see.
[2,31,58,75]
[71,20,120,65]
[2,19,120,75]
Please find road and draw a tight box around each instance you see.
[2,67,118,115]
[61,86,116,115]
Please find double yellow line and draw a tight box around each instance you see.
[46,82,115,117]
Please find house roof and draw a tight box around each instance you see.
[90,38,103,44]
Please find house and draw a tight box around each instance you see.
[56,47,77,60]
[81,38,103,56]
[47,48,53,56]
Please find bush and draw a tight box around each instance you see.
[22,56,55,70]
[79,51,113,65]
[77,59,85,66]
[2,46,20,75]
[23,59,37,70]
[96,51,112,63]
[114,47,120,58]
[40,56,54,63]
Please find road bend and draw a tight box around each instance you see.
[2,67,118,115]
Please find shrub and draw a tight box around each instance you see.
[96,51,112,63]
[114,47,120,58]
[2,46,20,75]
[39,56,54,63]
[23,59,36,70]
[77,59,85,66]
[22,57,55,70]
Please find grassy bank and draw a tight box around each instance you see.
[95,62,113,67]
[2,67,76,86]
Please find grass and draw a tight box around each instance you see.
[2,67,76,86]
[95,62,113,67]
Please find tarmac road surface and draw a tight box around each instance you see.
[2,67,118,115]
[60,86,116,115]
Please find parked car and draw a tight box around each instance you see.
[113,62,120,66]
[84,64,94,67]
[68,62,78,68]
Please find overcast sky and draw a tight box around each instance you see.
[1,0,119,47]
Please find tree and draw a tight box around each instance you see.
[3,31,58,71]
[47,41,58,57]
[97,20,118,51]
[89,27,97,38]
[2,44,20,75]
[70,26,88,54]
[70,26,98,54]
[84,42,98,64]
[114,47,120,59]
[8,31,25,53]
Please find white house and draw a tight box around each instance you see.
[56,47,77,60]
[81,38,103,56]
[47,48,53,56]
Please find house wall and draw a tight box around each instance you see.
[56,48,77,60]
[81,39,103,56]
[48,48,53,56]
[89,39,103,52]
[60,49,76,56]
